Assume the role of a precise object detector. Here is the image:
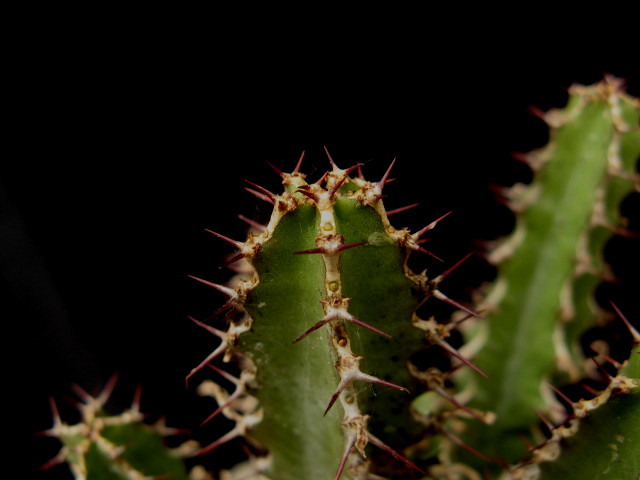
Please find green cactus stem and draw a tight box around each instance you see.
[450,76,639,476]
[190,152,486,479]
[515,307,640,480]
[40,376,202,480]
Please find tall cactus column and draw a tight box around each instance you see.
[450,76,639,478]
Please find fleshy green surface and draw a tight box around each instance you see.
[334,198,424,447]
[241,204,344,480]
[87,423,189,480]
[457,83,639,471]
[538,390,640,480]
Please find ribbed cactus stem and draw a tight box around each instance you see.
[452,75,639,477]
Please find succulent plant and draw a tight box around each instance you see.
[42,76,639,480]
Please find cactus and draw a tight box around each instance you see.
[38,375,207,480]
[41,76,639,479]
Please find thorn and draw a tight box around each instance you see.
[434,336,489,379]
[441,429,493,463]
[245,180,277,203]
[245,187,275,204]
[433,252,475,284]
[355,371,409,394]
[292,315,334,343]
[38,451,67,472]
[293,150,305,173]
[188,275,236,298]
[328,164,363,198]
[589,346,623,370]
[430,382,485,421]
[511,151,532,165]
[324,376,350,416]
[293,310,391,344]
[293,247,329,255]
[413,246,444,262]
[496,456,513,473]
[432,290,483,320]
[48,396,62,428]
[324,146,339,170]
[528,105,546,120]
[185,348,226,388]
[238,215,266,232]
[296,188,320,202]
[131,384,142,413]
[607,225,640,239]
[337,241,369,252]
[581,383,601,396]
[413,211,454,239]
[294,235,365,256]
[265,160,284,177]
[367,432,427,475]
[547,383,574,407]
[205,300,236,321]
[204,362,236,381]
[192,428,241,457]
[314,170,329,186]
[334,431,357,480]
[518,433,535,451]
[449,310,484,330]
[186,316,227,387]
[95,373,120,407]
[205,229,244,249]
[386,203,420,217]
[590,355,614,382]
[200,387,242,426]
[532,407,555,432]
[342,312,392,339]
[324,370,408,416]
[611,301,640,344]
[70,383,92,404]
[293,247,327,255]
[36,396,62,437]
[219,252,247,269]
[378,158,396,187]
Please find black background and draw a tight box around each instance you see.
[4,15,639,479]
